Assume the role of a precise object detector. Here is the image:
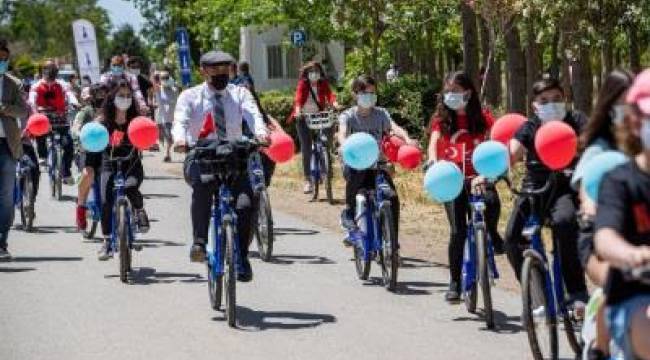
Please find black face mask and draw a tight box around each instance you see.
[44,68,58,81]
[210,74,229,90]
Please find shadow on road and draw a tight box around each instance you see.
[453,309,524,333]
[144,175,182,181]
[136,239,186,248]
[0,267,36,273]
[363,278,445,295]
[143,193,180,199]
[120,267,204,285]
[214,306,336,331]
[11,256,82,262]
[31,225,79,234]
[400,257,448,269]
[58,195,77,203]
[265,254,336,265]
[273,227,319,236]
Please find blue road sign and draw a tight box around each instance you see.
[290,30,306,47]
[175,27,192,87]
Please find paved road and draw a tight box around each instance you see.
[0,154,574,360]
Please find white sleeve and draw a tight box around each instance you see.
[172,89,192,143]
[240,87,267,137]
[62,81,80,107]
[27,85,38,112]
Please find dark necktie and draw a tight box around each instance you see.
[213,93,227,139]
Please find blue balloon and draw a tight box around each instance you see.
[342,133,379,170]
[423,160,464,203]
[582,151,628,201]
[472,141,509,179]
[80,122,109,152]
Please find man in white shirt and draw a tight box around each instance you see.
[173,50,267,282]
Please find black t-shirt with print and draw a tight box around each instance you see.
[513,111,587,186]
[595,160,650,305]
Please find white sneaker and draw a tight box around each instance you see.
[303,182,313,194]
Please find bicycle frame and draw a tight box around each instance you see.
[13,160,29,207]
[462,194,499,292]
[207,184,241,279]
[310,129,329,183]
[351,170,392,262]
[248,152,266,194]
[86,176,102,222]
[109,166,135,254]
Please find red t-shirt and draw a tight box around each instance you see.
[430,109,495,177]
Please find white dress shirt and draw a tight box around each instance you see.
[172,82,267,144]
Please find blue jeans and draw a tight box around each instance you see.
[0,140,16,249]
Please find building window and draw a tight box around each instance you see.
[286,48,300,79]
[267,45,283,79]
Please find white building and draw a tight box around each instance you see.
[239,25,345,91]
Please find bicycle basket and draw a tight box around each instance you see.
[305,112,335,130]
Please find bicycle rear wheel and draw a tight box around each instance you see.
[563,310,582,355]
[117,203,131,283]
[322,145,334,205]
[476,227,494,329]
[21,175,34,232]
[462,239,477,313]
[379,205,398,291]
[522,255,558,360]
[255,190,274,262]
[353,242,371,280]
[55,147,63,201]
[224,222,237,327]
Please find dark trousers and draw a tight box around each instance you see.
[504,188,587,297]
[36,135,47,159]
[344,167,400,243]
[296,118,332,180]
[444,184,502,283]
[260,152,276,187]
[100,162,144,236]
[0,140,16,249]
[21,143,40,197]
[42,129,74,177]
[190,176,254,259]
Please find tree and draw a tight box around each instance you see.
[105,24,150,69]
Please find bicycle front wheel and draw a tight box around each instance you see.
[55,147,63,201]
[117,203,131,283]
[322,145,334,205]
[379,205,398,291]
[462,239,477,313]
[476,227,494,329]
[255,190,274,262]
[522,255,558,360]
[224,222,237,327]
[21,175,34,232]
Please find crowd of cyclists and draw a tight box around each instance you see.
[0,33,648,358]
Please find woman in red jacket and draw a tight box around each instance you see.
[289,61,339,193]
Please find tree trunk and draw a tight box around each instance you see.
[548,29,561,80]
[525,17,542,115]
[461,1,480,85]
[503,18,527,114]
[628,24,641,73]
[480,18,500,108]
[572,45,593,115]
[438,50,445,79]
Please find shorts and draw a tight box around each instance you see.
[606,295,650,359]
[158,123,173,144]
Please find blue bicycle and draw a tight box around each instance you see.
[82,174,101,239]
[346,162,398,291]
[507,175,581,359]
[304,111,335,204]
[196,138,262,327]
[461,190,500,329]
[13,154,35,232]
[106,150,143,283]
[248,151,274,262]
[40,109,70,201]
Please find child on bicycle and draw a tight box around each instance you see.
[85,80,149,260]
[426,71,504,303]
[594,69,650,360]
[337,75,417,247]
[507,78,588,309]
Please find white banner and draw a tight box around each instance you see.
[72,19,101,83]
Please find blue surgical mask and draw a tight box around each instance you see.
[444,92,468,110]
[357,93,377,109]
[0,60,7,75]
[535,102,567,122]
[111,65,124,76]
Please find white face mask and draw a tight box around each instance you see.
[308,71,320,83]
[114,96,132,111]
[444,92,468,111]
[610,104,626,126]
[357,93,377,109]
[128,68,141,76]
[641,119,650,150]
[535,102,567,122]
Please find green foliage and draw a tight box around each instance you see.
[106,24,150,69]
[259,89,296,138]
[10,54,37,77]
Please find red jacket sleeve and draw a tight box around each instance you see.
[288,80,308,123]
[322,81,336,105]
[482,108,496,130]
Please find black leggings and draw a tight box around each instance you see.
[444,184,502,283]
[504,188,587,297]
[100,162,144,236]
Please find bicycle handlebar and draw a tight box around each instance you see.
[623,265,650,283]
[504,173,555,198]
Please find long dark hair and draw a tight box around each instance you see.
[434,71,486,136]
[101,79,138,130]
[580,69,634,150]
[299,61,325,81]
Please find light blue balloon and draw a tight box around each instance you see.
[342,133,379,170]
[423,160,464,203]
[583,151,628,201]
[472,140,509,179]
[80,122,109,152]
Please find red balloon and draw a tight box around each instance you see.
[264,131,295,163]
[26,113,50,136]
[397,145,422,170]
[381,135,405,162]
[534,120,577,170]
[491,113,526,145]
[127,116,159,150]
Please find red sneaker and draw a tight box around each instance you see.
[76,205,87,231]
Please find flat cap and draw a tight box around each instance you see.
[199,50,235,65]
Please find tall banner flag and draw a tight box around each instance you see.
[72,19,101,82]
[175,27,192,87]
